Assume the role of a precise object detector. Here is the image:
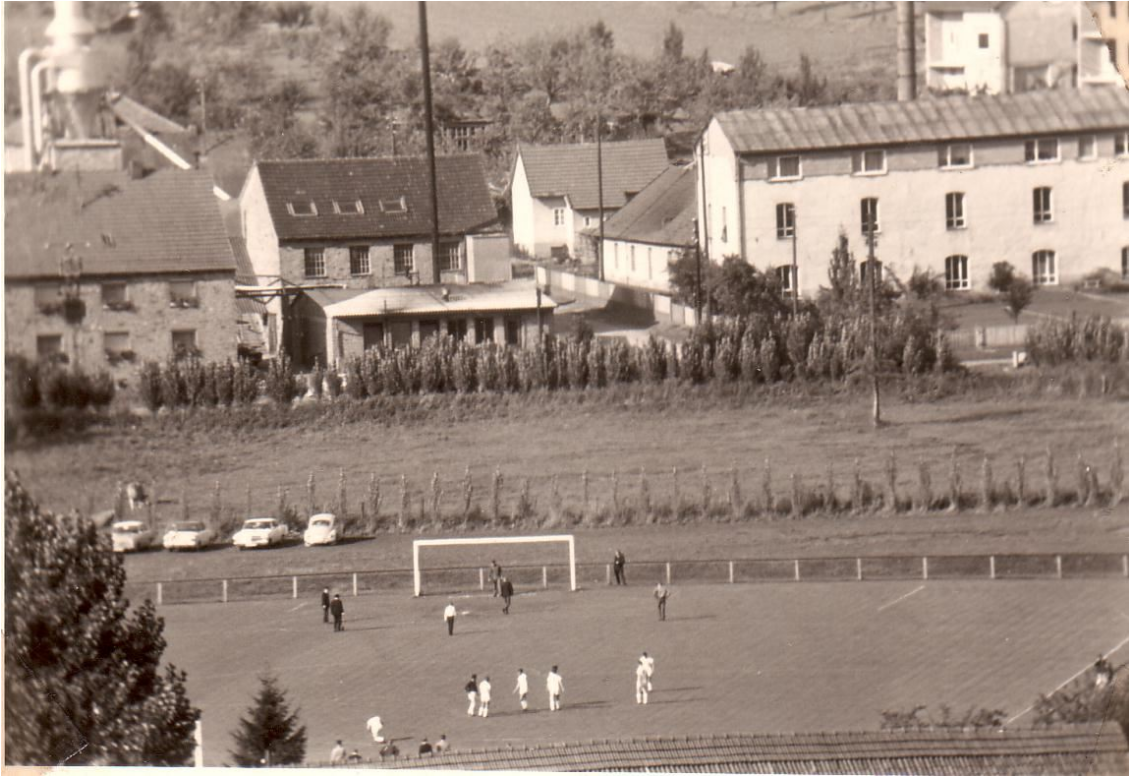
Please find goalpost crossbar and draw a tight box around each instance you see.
[412,535,576,596]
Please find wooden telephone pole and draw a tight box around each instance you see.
[866,227,881,427]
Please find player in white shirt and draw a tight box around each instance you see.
[477,676,492,717]
[513,668,529,711]
[366,715,385,744]
[444,601,457,636]
[635,662,650,704]
[546,666,564,711]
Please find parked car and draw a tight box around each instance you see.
[232,517,288,549]
[163,520,216,551]
[111,520,156,553]
[303,513,340,547]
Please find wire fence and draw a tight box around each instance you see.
[126,552,1128,607]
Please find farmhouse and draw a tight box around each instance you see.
[510,139,670,260]
[697,86,1129,297]
[588,165,696,294]
[239,155,512,363]
[4,169,237,377]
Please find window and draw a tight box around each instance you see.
[1078,136,1097,160]
[447,319,468,342]
[333,200,364,215]
[104,331,132,362]
[1108,1,1117,17]
[776,203,795,239]
[1104,38,1118,67]
[304,248,326,278]
[852,149,886,175]
[629,245,636,272]
[378,197,406,213]
[34,284,60,310]
[860,197,879,236]
[720,207,727,242]
[440,242,462,273]
[101,282,128,307]
[349,246,371,276]
[169,280,199,307]
[1025,138,1059,163]
[1123,247,1129,282]
[859,259,882,286]
[1072,22,1078,42]
[945,192,966,230]
[171,329,198,357]
[474,317,494,344]
[646,247,653,278]
[553,208,565,226]
[772,155,801,180]
[776,265,797,295]
[944,255,969,290]
[1032,250,1057,285]
[36,334,64,360]
[584,216,592,228]
[505,318,521,346]
[978,33,989,49]
[1116,133,1129,157]
[938,144,972,169]
[394,244,414,275]
[1032,187,1053,223]
[286,201,317,217]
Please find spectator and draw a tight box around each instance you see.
[418,738,434,756]
[490,559,503,596]
[613,550,627,585]
[500,577,514,614]
[321,588,331,623]
[434,735,449,753]
[347,749,362,764]
[330,739,346,765]
[1094,655,1114,688]
[331,594,345,631]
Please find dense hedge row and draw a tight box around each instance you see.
[5,355,115,410]
[1025,314,1128,366]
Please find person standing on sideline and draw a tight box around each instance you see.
[465,674,479,716]
[500,577,514,614]
[330,740,346,764]
[546,666,564,711]
[331,594,345,631]
[434,735,449,753]
[613,550,627,585]
[635,660,650,704]
[514,668,529,711]
[490,559,503,596]
[444,601,457,636]
[653,583,669,620]
[478,675,492,717]
[418,738,434,756]
[321,588,331,623]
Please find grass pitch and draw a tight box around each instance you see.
[160,578,1127,766]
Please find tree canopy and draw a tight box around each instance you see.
[229,673,307,767]
[4,471,199,766]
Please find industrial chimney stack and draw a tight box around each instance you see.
[896,1,917,101]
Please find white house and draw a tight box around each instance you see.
[510,139,670,260]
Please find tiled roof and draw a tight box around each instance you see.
[313,281,556,319]
[5,169,235,280]
[715,87,1129,155]
[229,237,257,284]
[108,93,188,135]
[254,156,499,242]
[585,165,696,247]
[517,139,670,211]
[307,726,1128,773]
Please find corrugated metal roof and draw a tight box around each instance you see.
[517,139,671,211]
[304,725,1128,773]
[108,93,188,135]
[587,165,696,247]
[715,87,1129,154]
[5,169,235,280]
[315,282,556,318]
[254,156,499,242]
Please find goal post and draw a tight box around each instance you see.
[412,534,576,597]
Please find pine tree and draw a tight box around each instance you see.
[5,471,200,766]
[229,674,307,767]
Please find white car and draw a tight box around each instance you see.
[111,520,155,553]
[163,521,216,551]
[303,513,340,547]
[232,517,288,549]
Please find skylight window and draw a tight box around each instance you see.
[333,200,365,215]
[379,197,407,213]
[286,201,318,217]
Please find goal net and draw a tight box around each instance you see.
[412,534,577,597]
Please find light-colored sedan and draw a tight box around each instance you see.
[232,517,288,549]
[303,513,340,547]
[163,521,216,551]
[111,520,156,553]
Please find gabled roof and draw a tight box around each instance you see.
[108,93,188,135]
[229,237,257,284]
[517,139,670,211]
[586,165,696,248]
[5,169,235,280]
[715,87,1129,155]
[311,281,556,319]
[253,156,499,242]
[302,725,1129,773]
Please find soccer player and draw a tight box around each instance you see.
[613,550,627,585]
[444,601,457,636]
[635,661,650,704]
[478,676,492,717]
[653,583,669,620]
[546,666,564,711]
[366,715,385,745]
[500,577,514,614]
[465,674,478,716]
[514,668,529,711]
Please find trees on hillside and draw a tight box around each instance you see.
[4,472,199,766]
[229,674,307,767]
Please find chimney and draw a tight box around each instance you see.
[896,1,917,101]
[128,159,145,180]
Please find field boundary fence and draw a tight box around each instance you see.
[127,552,1128,607]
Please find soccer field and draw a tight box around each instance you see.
[160,579,1127,766]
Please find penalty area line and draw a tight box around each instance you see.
[1004,637,1130,725]
[877,585,925,612]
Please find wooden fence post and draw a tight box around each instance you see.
[666,562,672,585]
[543,566,548,589]
[794,560,800,582]
[1056,555,1062,579]
[990,556,996,580]
[479,568,485,591]
[353,573,358,597]
[222,580,228,603]
[856,558,863,581]
[157,582,163,606]
[729,561,734,584]
[606,563,611,585]
[293,576,298,599]
[922,557,928,580]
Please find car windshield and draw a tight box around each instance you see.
[173,523,206,532]
[311,519,331,528]
[243,520,275,530]
[114,524,144,534]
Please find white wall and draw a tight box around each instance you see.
[927,12,1008,94]
[239,166,281,281]
[603,239,677,293]
[510,154,535,254]
[698,119,744,261]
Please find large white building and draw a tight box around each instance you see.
[696,87,1129,296]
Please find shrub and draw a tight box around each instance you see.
[266,355,298,406]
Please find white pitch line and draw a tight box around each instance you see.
[877,585,925,612]
[1004,637,1130,725]
[288,602,309,612]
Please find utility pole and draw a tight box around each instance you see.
[867,227,881,427]
[418,1,441,284]
[596,114,605,281]
[790,205,798,317]
[536,286,543,342]
[692,219,703,326]
[697,132,710,324]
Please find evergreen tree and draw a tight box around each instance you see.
[229,674,307,767]
[4,472,199,766]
